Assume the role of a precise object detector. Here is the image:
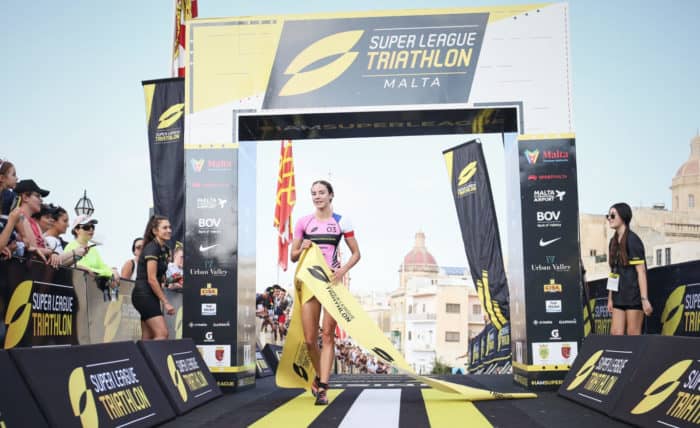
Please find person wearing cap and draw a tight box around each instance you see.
[64,215,120,282]
[15,179,53,263]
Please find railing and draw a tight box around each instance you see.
[665,222,700,238]
[406,312,437,321]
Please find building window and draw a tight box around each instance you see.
[690,195,696,209]
[446,303,460,313]
[590,249,597,257]
[656,249,662,266]
[665,247,672,265]
[408,331,412,341]
[445,331,460,342]
[422,304,426,313]
[408,305,412,314]
[472,304,481,316]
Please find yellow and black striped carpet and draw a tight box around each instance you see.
[162,375,628,427]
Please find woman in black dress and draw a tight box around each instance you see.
[132,215,175,340]
[606,203,652,335]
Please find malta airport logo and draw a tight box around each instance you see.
[69,367,99,428]
[566,350,604,391]
[456,161,478,197]
[630,360,693,414]
[279,30,364,97]
[4,280,33,349]
[525,149,540,165]
[157,103,185,129]
[661,285,685,336]
[167,355,189,403]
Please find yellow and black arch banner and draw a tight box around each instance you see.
[277,244,535,401]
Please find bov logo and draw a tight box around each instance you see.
[69,367,99,428]
[4,280,33,349]
[630,360,693,414]
[279,31,364,97]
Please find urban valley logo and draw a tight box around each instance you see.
[279,30,364,97]
[456,161,477,197]
[630,359,696,423]
[533,257,572,273]
[525,149,539,165]
[157,103,184,129]
[533,189,566,203]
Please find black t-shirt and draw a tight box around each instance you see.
[134,240,171,294]
[610,230,646,306]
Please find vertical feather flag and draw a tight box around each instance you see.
[274,140,296,271]
[172,0,198,77]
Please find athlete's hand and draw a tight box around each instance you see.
[642,299,653,316]
[300,239,312,250]
[164,302,176,315]
[607,298,613,314]
[332,267,347,283]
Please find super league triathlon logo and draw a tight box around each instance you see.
[661,284,700,336]
[69,368,99,428]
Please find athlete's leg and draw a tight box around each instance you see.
[320,309,337,384]
[140,321,153,340]
[625,310,644,335]
[610,308,626,335]
[144,315,169,340]
[302,297,322,375]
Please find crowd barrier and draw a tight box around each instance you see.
[0,258,183,349]
[0,338,220,427]
[467,322,511,374]
[559,334,700,428]
[585,260,700,337]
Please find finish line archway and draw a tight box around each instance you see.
[182,3,580,392]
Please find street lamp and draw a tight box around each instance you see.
[74,190,95,217]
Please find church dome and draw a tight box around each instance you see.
[401,232,439,273]
[674,134,700,178]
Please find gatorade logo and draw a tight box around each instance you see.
[292,363,309,382]
[68,367,99,428]
[566,350,603,391]
[630,360,692,414]
[103,297,123,343]
[457,161,477,186]
[157,103,185,129]
[661,285,685,336]
[279,30,364,97]
[4,280,33,349]
[307,266,331,283]
[372,347,394,363]
[167,355,189,403]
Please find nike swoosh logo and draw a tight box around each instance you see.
[199,244,218,252]
[539,237,562,247]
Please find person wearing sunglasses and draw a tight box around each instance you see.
[121,237,144,281]
[606,202,652,335]
[64,215,120,283]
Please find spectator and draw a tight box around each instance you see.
[165,245,183,289]
[0,160,18,215]
[44,206,86,267]
[120,237,143,281]
[15,179,52,263]
[32,203,56,234]
[0,208,22,259]
[64,215,119,282]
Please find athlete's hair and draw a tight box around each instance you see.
[312,180,334,200]
[608,202,633,268]
[142,215,169,248]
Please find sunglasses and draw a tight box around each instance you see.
[605,213,616,220]
[79,224,95,231]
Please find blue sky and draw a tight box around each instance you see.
[2,1,699,291]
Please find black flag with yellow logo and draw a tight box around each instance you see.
[443,140,509,330]
[142,77,185,246]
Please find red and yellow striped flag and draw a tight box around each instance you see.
[172,0,198,77]
[274,140,296,271]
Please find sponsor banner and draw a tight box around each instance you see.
[238,108,517,141]
[263,13,488,109]
[443,140,509,330]
[137,338,221,415]
[85,278,143,344]
[612,336,700,427]
[10,342,175,428]
[0,260,78,349]
[586,260,700,337]
[278,244,535,401]
[560,334,700,428]
[560,335,645,416]
[518,136,583,363]
[184,146,238,377]
[143,77,185,247]
[0,350,48,427]
[255,344,274,378]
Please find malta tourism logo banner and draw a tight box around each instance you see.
[263,13,487,109]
